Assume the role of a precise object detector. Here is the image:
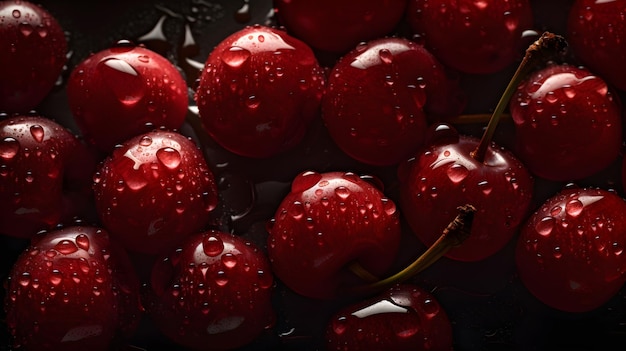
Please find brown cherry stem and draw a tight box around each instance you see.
[347,204,476,296]
[471,31,568,163]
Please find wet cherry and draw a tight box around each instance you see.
[67,41,189,153]
[148,230,275,350]
[406,0,534,74]
[0,115,97,238]
[273,0,408,54]
[322,37,465,166]
[0,0,68,113]
[509,64,622,181]
[194,24,326,158]
[4,226,142,351]
[92,129,219,255]
[516,187,626,312]
[267,171,401,299]
[567,0,626,91]
[325,284,453,351]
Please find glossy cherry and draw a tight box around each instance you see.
[267,171,401,299]
[273,0,408,54]
[509,63,622,181]
[406,0,534,74]
[67,41,189,153]
[322,37,465,166]
[92,129,219,255]
[325,284,453,351]
[516,187,626,312]
[398,124,534,262]
[567,0,626,91]
[148,230,275,350]
[0,115,97,238]
[0,1,67,113]
[194,24,326,158]
[4,226,142,351]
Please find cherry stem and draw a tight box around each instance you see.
[347,204,476,296]
[471,31,568,163]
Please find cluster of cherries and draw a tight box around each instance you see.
[1,0,626,350]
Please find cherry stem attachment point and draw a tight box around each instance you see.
[471,31,568,163]
[347,204,476,296]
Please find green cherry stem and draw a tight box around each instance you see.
[471,31,568,162]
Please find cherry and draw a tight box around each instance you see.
[273,0,408,54]
[0,114,97,239]
[567,0,626,91]
[0,1,67,113]
[406,0,534,74]
[67,41,189,153]
[516,186,626,313]
[92,129,219,255]
[148,230,275,350]
[194,24,326,158]
[325,284,453,351]
[509,63,622,181]
[266,171,401,300]
[322,37,465,166]
[4,225,142,351]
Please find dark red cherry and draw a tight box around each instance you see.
[0,1,68,113]
[567,0,626,91]
[509,64,622,181]
[516,187,626,312]
[322,37,465,166]
[325,284,453,351]
[406,0,534,74]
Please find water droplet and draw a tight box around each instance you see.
[292,171,322,192]
[18,22,33,36]
[55,240,79,254]
[221,46,251,68]
[550,206,562,216]
[334,186,351,199]
[478,180,492,195]
[76,234,90,250]
[18,272,31,287]
[381,198,396,216]
[245,95,260,109]
[379,49,393,64]
[553,246,562,259]
[12,9,20,18]
[156,147,181,169]
[288,201,305,220]
[332,316,348,335]
[140,135,152,146]
[137,55,150,63]
[49,270,63,285]
[397,326,419,338]
[221,253,238,268]
[504,11,518,31]
[565,199,584,217]
[215,271,228,286]
[29,125,44,142]
[203,235,224,257]
[535,216,555,236]
[0,137,20,160]
[99,58,144,106]
[258,269,273,289]
[447,164,469,183]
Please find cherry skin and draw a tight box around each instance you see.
[194,24,326,158]
[325,284,453,351]
[273,0,408,54]
[0,115,97,238]
[0,1,67,113]
[4,226,142,351]
[567,0,626,91]
[398,124,534,262]
[516,187,626,313]
[323,37,465,166]
[267,171,401,300]
[92,129,219,255]
[509,64,622,181]
[67,41,189,153]
[148,230,275,350]
[406,0,534,74]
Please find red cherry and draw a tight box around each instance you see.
[4,226,142,351]
[325,284,453,351]
[194,24,326,158]
[67,41,189,153]
[322,37,465,166]
[399,124,533,262]
[148,230,275,350]
[267,171,401,299]
[0,115,97,238]
[92,129,219,255]
[406,0,534,74]
[0,1,67,113]
[509,64,622,181]
[567,0,626,91]
[273,0,408,54]
[516,187,626,312]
